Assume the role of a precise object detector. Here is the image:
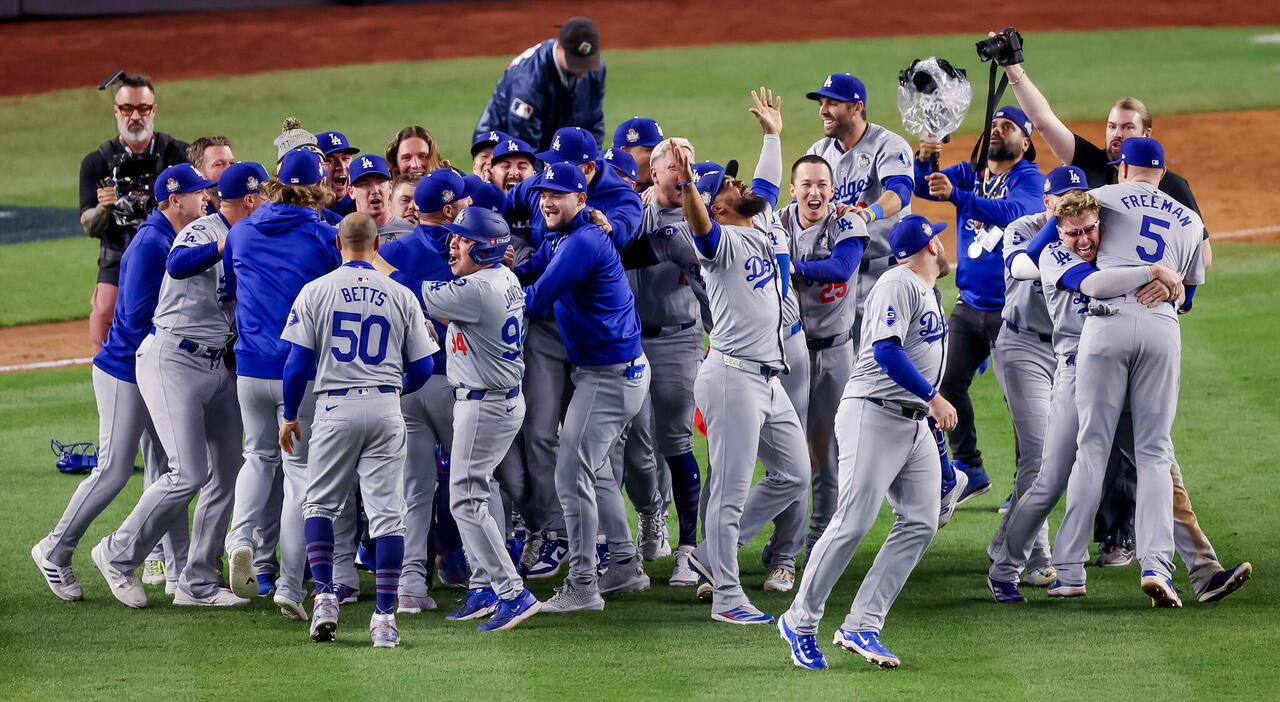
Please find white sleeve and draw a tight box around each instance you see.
[1009,252,1041,281]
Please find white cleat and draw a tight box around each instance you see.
[939,470,969,528]
[370,612,400,648]
[397,594,437,614]
[1141,571,1183,608]
[173,587,250,607]
[669,545,698,587]
[696,582,713,602]
[32,543,83,602]
[227,546,257,599]
[310,593,340,642]
[638,512,672,561]
[141,559,166,585]
[91,541,146,608]
[275,594,307,621]
[1023,566,1057,587]
[763,567,795,592]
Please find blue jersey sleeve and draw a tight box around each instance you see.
[948,167,1046,227]
[751,179,780,209]
[693,220,723,259]
[882,174,914,208]
[791,237,866,283]
[1027,216,1059,264]
[281,343,316,421]
[403,355,435,395]
[523,231,598,317]
[167,241,222,279]
[872,338,937,401]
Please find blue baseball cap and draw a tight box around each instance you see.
[536,127,598,165]
[692,162,729,208]
[217,162,269,199]
[414,168,473,213]
[278,149,325,186]
[469,180,507,215]
[612,117,663,149]
[154,163,216,201]
[693,160,739,179]
[315,130,359,156]
[471,130,509,157]
[348,154,392,185]
[601,148,638,182]
[890,215,948,260]
[806,73,866,104]
[1044,165,1088,196]
[443,206,511,245]
[1108,136,1165,168]
[490,136,536,164]
[532,162,588,193]
[992,106,1035,137]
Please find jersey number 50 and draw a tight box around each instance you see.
[331,312,390,364]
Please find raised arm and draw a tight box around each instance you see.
[1002,60,1076,165]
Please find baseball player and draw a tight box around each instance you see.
[223,149,342,621]
[349,154,415,243]
[470,130,507,178]
[662,138,811,624]
[316,130,360,221]
[989,185,1251,606]
[390,174,420,223]
[375,168,476,613]
[34,164,209,604]
[777,214,957,670]
[278,213,437,647]
[512,162,651,610]
[612,117,663,189]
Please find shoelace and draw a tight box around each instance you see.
[797,634,822,659]
[56,565,79,586]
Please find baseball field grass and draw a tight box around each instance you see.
[1,242,1275,700]
[2,26,1279,327]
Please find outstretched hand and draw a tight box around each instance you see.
[749,86,783,136]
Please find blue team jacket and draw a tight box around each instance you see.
[505,160,642,251]
[914,158,1045,310]
[223,202,340,379]
[380,223,454,370]
[474,39,606,153]
[515,208,642,367]
[94,209,178,383]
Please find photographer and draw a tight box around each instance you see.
[79,74,189,352]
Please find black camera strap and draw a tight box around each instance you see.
[970,62,1009,173]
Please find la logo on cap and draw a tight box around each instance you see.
[605,150,615,160]
[455,210,467,224]
[1070,171,1080,183]
[488,131,498,141]
[546,168,555,180]
[824,75,834,87]
[506,140,517,149]
[330,134,342,146]
[551,135,562,151]
[361,157,373,169]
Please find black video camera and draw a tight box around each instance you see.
[100,151,159,229]
[976,27,1023,66]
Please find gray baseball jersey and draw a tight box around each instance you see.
[421,265,525,390]
[1038,241,1090,358]
[378,216,416,244]
[152,212,234,346]
[844,265,946,407]
[282,264,438,392]
[779,204,868,339]
[1092,182,1206,292]
[630,204,701,327]
[697,223,788,368]
[1002,212,1055,335]
[755,208,802,331]
[806,123,914,263]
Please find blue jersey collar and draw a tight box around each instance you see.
[342,260,375,270]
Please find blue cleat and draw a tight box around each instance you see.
[596,538,611,577]
[987,576,1026,603]
[833,628,900,669]
[439,549,470,588]
[1047,580,1087,598]
[446,587,499,620]
[687,549,717,586]
[1197,562,1252,603]
[712,603,774,625]
[953,460,991,504]
[939,470,969,528]
[526,533,569,580]
[478,588,543,631]
[256,572,276,598]
[998,493,1012,514]
[777,615,827,669]
[1140,570,1183,608]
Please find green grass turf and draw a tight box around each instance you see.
[2,26,1278,327]
[0,236,101,326]
[0,242,1274,699]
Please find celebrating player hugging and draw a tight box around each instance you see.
[37,20,1250,660]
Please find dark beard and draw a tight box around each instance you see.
[733,193,769,218]
[989,140,1019,162]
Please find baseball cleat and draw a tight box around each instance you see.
[274,594,307,621]
[310,593,340,642]
[142,559,166,585]
[256,572,277,598]
[696,582,713,602]
[397,593,438,613]
[687,549,716,587]
[519,531,546,575]
[939,470,969,528]
[227,546,257,599]
[670,545,698,586]
[987,576,1026,604]
[599,558,651,596]
[91,541,147,609]
[1022,566,1057,587]
[763,567,795,592]
[1095,544,1137,567]
[478,588,542,631]
[438,549,470,588]
[833,628,900,669]
[712,603,774,625]
[595,537,611,577]
[32,543,83,602]
[165,580,177,596]
[953,461,991,505]
[1140,570,1183,608]
[778,614,827,669]
[638,512,672,561]
[446,587,500,620]
[315,583,360,605]
[997,493,1012,515]
[541,582,605,613]
[1047,580,1087,598]
[1197,562,1252,603]
[369,613,399,648]
[173,587,250,607]
[525,533,569,580]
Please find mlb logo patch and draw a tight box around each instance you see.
[510,98,535,120]
[885,305,897,327]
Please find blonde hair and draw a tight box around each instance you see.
[650,137,695,167]
[385,126,450,176]
[1112,97,1152,131]
[259,181,333,211]
[1053,190,1100,220]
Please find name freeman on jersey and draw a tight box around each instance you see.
[1116,192,1195,227]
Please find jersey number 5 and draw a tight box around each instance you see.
[331,312,390,364]
[818,282,849,304]
[1137,215,1169,263]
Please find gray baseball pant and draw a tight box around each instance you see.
[522,318,571,535]
[786,396,940,635]
[765,329,816,570]
[225,375,314,603]
[252,471,283,577]
[556,358,649,588]
[102,332,242,598]
[696,350,810,610]
[399,374,454,598]
[450,391,527,599]
[331,484,360,590]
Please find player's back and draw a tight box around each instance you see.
[1092,182,1206,290]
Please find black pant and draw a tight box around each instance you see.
[940,300,1003,468]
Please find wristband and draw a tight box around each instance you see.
[677,181,693,189]
[863,203,885,223]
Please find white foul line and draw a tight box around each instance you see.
[1214,225,1280,240]
[0,356,93,373]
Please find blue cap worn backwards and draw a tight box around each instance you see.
[890,214,948,260]
[601,148,638,181]
[992,105,1035,137]
[536,127,598,165]
[154,163,216,202]
[806,73,866,104]
[533,162,588,193]
[348,154,392,185]
[612,117,663,149]
[278,149,325,186]
[692,162,728,208]
[315,130,359,156]
[1044,165,1088,196]
[1108,136,1164,169]
[414,168,473,213]
[217,162,269,199]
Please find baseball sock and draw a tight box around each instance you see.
[373,534,405,615]
[304,517,336,596]
[931,425,956,483]
[665,452,701,546]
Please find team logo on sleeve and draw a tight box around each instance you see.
[898,152,909,166]
[884,305,898,327]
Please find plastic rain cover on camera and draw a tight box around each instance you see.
[897,58,972,139]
